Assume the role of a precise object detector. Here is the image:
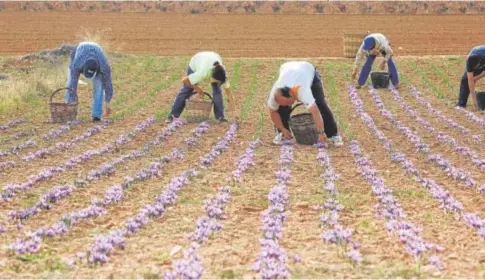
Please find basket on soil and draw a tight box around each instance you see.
[476,92,485,111]
[371,72,390,89]
[49,87,78,123]
[289,103,318,145]
[343,31,368,58]
[186,92,214,123]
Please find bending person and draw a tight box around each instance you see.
[267,61,343,146]
[166,51,237,123]
[351,33,399,89]
[65,42,113,122]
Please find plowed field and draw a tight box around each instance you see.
[1,9,485,279]
[0,12,483,57]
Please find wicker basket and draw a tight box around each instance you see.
[289,103,318,145]
[343,31,369,58]
[49,87,78,124]
[185,92,213,123]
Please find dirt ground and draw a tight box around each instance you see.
[0,13,483,57]
[2,8,485,278]
[1,52,485,278]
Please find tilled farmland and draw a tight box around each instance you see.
[0,7,485,279]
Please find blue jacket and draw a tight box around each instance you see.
[66,42,113,103]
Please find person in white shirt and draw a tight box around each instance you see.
[351,33,400,89]
[268,61,343,146]
[166,51,237,123]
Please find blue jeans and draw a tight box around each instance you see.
[358,54,399,86]
[65,69,104,119]
[169,66,224,119]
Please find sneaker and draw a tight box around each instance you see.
[393,84,400,90]
[355,84,363,89]
[330,135,343,147]
[165,115,173,123]
[218,117,228,123]
[92,117,101,122]
[273,132,283,145]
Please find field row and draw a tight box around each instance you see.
[1,56,485,278]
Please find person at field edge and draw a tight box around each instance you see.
[267,61,343,147]
[166,51,237,123]
[351,33,399,89]
[456,45,485,110]
[65,42,113,122]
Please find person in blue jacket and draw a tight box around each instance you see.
[65,42,113,122]
[457,45,485,110]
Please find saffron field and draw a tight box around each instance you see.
[1,54,485,278]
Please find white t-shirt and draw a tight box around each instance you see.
[355,33,393,68]
[267,61,316,111]
[188,51,230,89]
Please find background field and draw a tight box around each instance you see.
[1,2,485,279]
[0,13,484,57]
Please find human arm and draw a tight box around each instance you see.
[352,44,366,79]
[474,71,485,82]
[383,45,393,62]
[468,71,478,110]
[308,103,325,142]
[379,44,393,70]
[269,109,292,138]
[182,76,204,97]
[102,68,113,116]
[187,65,211,97]
[224,87,239,121]
[66,63,80,103]
[298,86,325,142]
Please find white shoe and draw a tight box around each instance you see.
[330,135,343,147]
[273,133,283,145]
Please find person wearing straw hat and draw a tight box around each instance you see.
[267,61,343,147]
[351,33,399,89]
[65,42,113,122]
[456,45,485,110]
[166,51,237,124]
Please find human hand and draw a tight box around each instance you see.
[104,104,112,117]
[282,128,292,139]
[370,49,380,56]
[232,110,240,122]
[351,68,358,80]
[318,133,326,143]
[380,60,386,70]
[192,86,204,98]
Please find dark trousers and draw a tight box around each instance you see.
[277,70,338,138]
[457,69,483,107]
[169,66,224,119]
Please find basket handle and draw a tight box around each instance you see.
[189,91,214,103]
[289,102,304,115]
[202,92,214,103]
[51,87,77,104]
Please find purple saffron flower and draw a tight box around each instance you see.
[345,250,363,264]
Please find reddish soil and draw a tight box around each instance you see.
[0,12,483,57]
